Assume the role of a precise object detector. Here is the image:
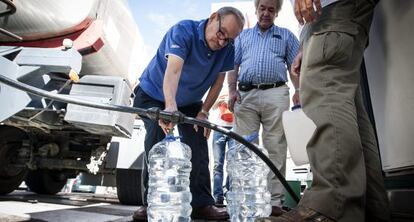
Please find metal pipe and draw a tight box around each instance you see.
[0,0,23,41]
[0,27,23,41]
[0,0,16,17]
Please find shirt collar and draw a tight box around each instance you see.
[198,19,208,46]
[254,23,280,37]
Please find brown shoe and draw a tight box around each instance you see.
[214,198,226,208]
[132,206,147,221]
[270,206,285,217]
[215,198,224,205]
[191,205,229,220]
[255,206,335,222]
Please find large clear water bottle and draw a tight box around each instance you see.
[226,132,272,222]
[147,133,192,222]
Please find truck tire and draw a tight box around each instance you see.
[25,170,67,194]
[116,169,143,205]
[0,126,28,195]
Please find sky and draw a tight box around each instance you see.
[127,0,254,60]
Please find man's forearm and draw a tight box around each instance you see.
[227,66,239,92]
[202,74,225,113]
[163,72,179,108]
[290,71,300,89]
[163,55,184,109]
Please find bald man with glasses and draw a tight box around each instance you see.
[132,6,245,221]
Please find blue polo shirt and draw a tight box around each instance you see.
[138,19,235,107]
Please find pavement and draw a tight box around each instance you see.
[0,190,229,222]
[0,190,136,222]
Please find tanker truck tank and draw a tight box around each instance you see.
[0,0,146,205]
[0,0,145,86]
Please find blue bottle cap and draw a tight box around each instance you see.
[244,132,259,142]
[292,104,302,111]
[164,134,176,142]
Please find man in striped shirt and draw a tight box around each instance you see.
[227,0,300,216]
[256,0,391,221]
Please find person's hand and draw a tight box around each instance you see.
[292,91,300,106]
[194,111,211,139]
[159,106,177,134]
[294,0,322,25]
[228,90,241,112]
[291,50,303,77]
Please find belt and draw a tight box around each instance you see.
[238,81,286,92]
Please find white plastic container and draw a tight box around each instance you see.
[282,105,316,166]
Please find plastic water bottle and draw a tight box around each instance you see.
[226,132,272,222]
[282,105,316,165]
[147,133,192,222]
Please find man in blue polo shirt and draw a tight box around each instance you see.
[132,7,245,221]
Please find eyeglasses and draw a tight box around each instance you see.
[216,14,234,46]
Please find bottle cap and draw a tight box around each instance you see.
[244,132,259,142]
[292,104,302,111]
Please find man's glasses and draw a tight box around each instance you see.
[216,14,234,46]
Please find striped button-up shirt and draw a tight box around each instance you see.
[234,24,299,84]
[321,0,339,7]
[289,0,339,8]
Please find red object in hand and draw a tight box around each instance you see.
[219,103,233,123]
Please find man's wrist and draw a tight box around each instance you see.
[228,82,237,90]
[199,109,209,117]
[165,99,177,109]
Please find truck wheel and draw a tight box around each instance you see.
[0,126,28,195]
[116,169,143,205]
[25,170,67,194]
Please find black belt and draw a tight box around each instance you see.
[238,81,286,92]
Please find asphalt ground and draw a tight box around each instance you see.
[0,190,228,222]
[0,190,136,222]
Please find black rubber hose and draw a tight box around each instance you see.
[0,74,300,203]
[184,117,301,202]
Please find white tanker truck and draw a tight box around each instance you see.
[0,0,145,205]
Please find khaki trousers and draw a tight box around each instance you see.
[299,1,390,221]
[233,85,290,206]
